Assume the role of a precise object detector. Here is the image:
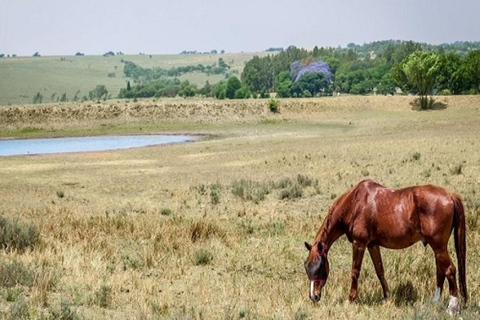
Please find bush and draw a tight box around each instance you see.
[8,294,30,319]
[0,215,40,252]
[411,152,421,161]
[449,163,463,175]
[209,183,222,205]
[0,259,35,288]
[94,285,112,308]
[231,179,270,203]
[160,208,173,216]
[268,98,279,113]
[278,184,303,200]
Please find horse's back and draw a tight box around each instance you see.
[349,180,455,248]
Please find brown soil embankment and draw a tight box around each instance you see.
[1,96,479,128]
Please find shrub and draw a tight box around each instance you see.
[296,174,314,187]
[94,285,112,308]
[411,152,421,161]
[209,183,222,205]
[0,259,35,288]
[194,249,213,266]
[8,294,30,319]
[231,179,270,203]
[53,300,80,320]
[0,215,40,252]
[160,208,173,216]
[422,169,431,178]
[449,163,463,175]
[278,184,303,200]
[268,98,279,113]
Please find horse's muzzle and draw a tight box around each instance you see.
[310,292,321,303]
[309,281,322,303]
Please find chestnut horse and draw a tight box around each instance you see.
[304,179,467,310]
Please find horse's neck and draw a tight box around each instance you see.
[316,207,345,250]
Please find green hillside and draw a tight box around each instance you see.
[0,53,266,106]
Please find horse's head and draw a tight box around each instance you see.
[304,241,329,303]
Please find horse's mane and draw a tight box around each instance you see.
[315,181,366,245]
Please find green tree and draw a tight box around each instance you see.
[274,71,292,98]
[213,81,226,99]
[241,55,273,94]
[32,92,43,104]
[291,72,328,97]
[89,85,109,100]
[465,50,480,93]
[392,51,441,109]
[225,76,242,99]
[179,83,197,97]
[234,86,251,99]
[436,53,467,94]
[199,81,213,97]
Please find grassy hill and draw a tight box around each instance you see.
[0,52,267,106]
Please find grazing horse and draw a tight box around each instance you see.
[304,179,467,312]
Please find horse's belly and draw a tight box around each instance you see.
[373,229,423,249]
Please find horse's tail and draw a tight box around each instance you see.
[452,194,467,303]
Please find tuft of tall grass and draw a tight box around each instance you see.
[194,249,213,266]
[190,221,225,243]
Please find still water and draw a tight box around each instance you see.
[0,135,194,156]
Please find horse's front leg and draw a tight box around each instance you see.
[368,245,390,300]
[349,241,366,302]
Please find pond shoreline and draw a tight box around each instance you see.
[0,133,204,157]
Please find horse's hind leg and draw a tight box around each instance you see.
[368,245,390,300]
[432,248,459,312]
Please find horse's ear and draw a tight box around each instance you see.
[305,242,312,251]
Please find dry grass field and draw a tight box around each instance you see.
[0,96,479,319]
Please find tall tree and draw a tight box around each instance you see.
[393,51,441,109]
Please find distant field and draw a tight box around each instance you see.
[0,52,268,106]
[0,96,479,319]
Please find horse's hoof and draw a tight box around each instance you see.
[447,295,460,316]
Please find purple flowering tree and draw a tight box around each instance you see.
[290,60,332,84]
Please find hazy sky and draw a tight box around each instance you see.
[1,0,479,56]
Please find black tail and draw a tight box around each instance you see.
[452,194,467,303]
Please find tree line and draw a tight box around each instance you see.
[241,41,480,98]
[122,58,232,82]
[117,40,480,102]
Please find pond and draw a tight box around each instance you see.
[0,135,195,156]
